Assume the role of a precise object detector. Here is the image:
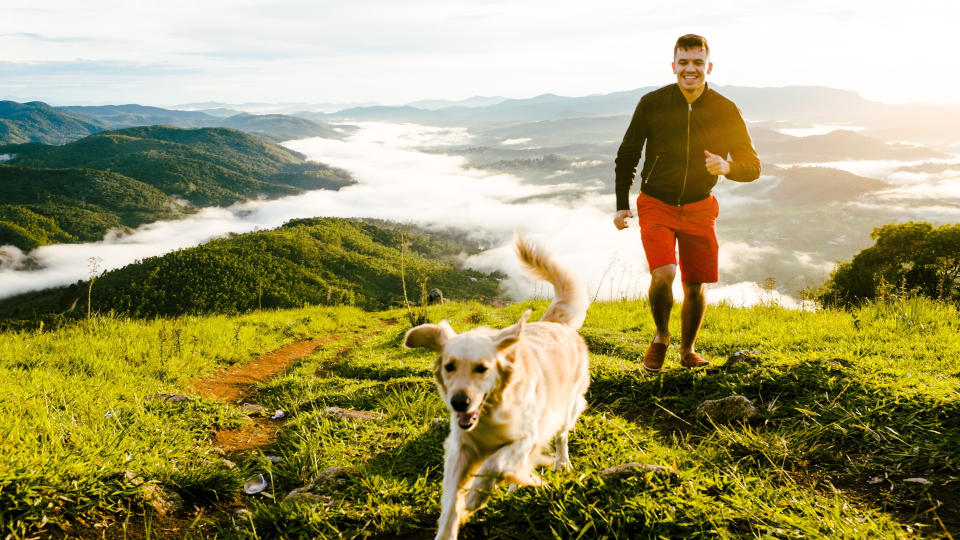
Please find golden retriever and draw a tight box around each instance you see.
[404,235,590,540]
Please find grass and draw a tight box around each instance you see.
[1,297,958,538]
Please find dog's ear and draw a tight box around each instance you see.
[493,309,531,352]
[403,320,456,352]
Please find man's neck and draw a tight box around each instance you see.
[678,84,706,104]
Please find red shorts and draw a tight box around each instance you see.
[636,192,719,283]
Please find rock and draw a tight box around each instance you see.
[241,403,268,416]
[149,393,194,403]
[323,406,384,421]
[722,350,764,369]
[697,395,759,423]
[824,357,855,368]
[600,462,679,482]
[142,483,184,516]
[123,470,145,486]
[285,466,360,502]
[222,459,236,469]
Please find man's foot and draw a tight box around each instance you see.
[642,342,668,373]
[681,352,709,369]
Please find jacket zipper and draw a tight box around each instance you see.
[643,154,660,187]
[677,102,692,206]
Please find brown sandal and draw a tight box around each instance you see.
[681,352,709,369]
[642,342,668,373]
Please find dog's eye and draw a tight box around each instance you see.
[444,363,456,372]
[474,365,488,374]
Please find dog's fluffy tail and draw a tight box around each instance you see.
[515,235,588,330]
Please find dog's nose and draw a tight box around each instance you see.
[450,391,470,413]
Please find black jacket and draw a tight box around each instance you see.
[615,83,760,209]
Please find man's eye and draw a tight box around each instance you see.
[474,365,488,374]
[445,363,455,372]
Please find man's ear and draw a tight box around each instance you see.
[671,61,677,74]
[494,309,532,352]
[404,320,456,352]
[706,62,713,75]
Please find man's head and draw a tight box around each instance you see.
[672,34,712,95]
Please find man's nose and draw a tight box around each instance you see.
[450,391,470,412]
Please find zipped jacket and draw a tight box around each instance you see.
[615,83,760,209]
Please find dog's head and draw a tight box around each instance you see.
[404,310,531,431]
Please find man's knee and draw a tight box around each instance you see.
[682,282,705,300]
[650,264,677,287]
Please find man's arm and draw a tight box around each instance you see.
[614,100,648,210]
[723,104,761,182]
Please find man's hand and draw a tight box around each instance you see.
[704,150,731,176]
[613,209,633,230]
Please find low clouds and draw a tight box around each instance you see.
[2,122,815,308]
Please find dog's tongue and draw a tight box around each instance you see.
[457,412,476,426]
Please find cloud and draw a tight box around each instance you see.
[0,122,807,310]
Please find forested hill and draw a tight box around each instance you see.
[0,217,503,324]
[0,127,354,250]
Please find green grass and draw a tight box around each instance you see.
[1,298,958,538]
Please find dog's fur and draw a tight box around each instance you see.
[404,235,590,540]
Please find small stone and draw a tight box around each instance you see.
[241,403,268,416]
[222,459,236,469]
[868,476,884,484]
[599,462,679,482]
[722,350,764,369]
[284,466,360,502]
[323,407,384,421]
[142,484,184,516]
[270,410,285,420]
[243,474,268,494]
[904,477,932,485]
[697,396,759,423]
[123,470,144,486]
[149,393,194,403]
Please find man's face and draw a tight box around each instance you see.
[672,47,712,93]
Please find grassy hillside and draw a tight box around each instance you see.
[0,126,354,207]
[0,165,187,249]
[0,218,503,324]
[1,295,957,538]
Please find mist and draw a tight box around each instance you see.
[2,122,815,307]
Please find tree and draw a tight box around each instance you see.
[818,222,960,307]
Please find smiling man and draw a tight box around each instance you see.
[613,34,761,373]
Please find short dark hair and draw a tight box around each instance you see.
[674,34,709,57]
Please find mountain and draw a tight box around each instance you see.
[0,126,354,207]
[0,217,503,321]
[406,95,507,110]
[219,113,351,141]
[0,101,102,145]
[754,130,946,162]
[0,166,186,250]
[62,104,219,129]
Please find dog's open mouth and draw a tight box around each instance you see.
[456,411,479,429]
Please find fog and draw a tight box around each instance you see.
[2,122,821,307]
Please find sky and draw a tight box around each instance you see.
[2,0,959,107]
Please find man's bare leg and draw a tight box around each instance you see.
[649,265,677,344]
[680,282,707,362]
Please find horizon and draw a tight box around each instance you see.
[2,1,959,107]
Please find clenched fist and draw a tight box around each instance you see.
[704,150,731,176]
[613,209,633,230]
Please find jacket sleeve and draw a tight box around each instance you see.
[614,100,647,210]
[724,104,761,182]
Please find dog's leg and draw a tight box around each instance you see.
[473,437,542,492]
[555,395,587,471]
[436,435,481,540]
[554,431,570,471]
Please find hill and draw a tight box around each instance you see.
[0,126,354,207]
[0,166,187,250]
[0,100,102,145]
[0,217,502,322]
[0,296,957,537]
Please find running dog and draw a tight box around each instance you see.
[404,235,590,540]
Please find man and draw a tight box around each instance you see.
[613,34,760,373]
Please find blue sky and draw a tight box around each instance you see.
[1,0,957,106]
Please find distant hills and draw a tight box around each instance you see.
[0,126,354,250]
[0,100,349,145]
[0,217,503,323]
